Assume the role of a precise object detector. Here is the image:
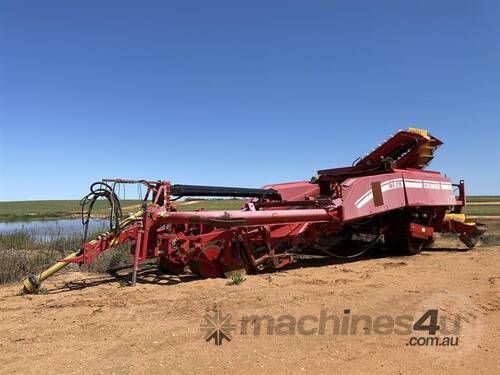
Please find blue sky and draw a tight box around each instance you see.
[0,0,499,201]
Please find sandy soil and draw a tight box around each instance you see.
[1,236,499,374]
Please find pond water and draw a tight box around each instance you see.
[0,218,108,240]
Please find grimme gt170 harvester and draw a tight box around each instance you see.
[22,128,484,294]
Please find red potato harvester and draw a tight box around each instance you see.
[22,128,485,293]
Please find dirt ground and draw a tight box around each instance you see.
[1,222,499,374]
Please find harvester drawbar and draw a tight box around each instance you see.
[22,128,485,294]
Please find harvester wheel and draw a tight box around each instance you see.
[405,236,424,255]
[386,232,424,255]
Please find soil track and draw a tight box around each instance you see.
[1,233,499,374]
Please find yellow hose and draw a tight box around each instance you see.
[21,251,80,293]
[21,210,144,294]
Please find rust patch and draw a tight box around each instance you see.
[371,181,384,207]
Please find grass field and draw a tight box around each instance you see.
[464,205,500,216]
[175,199,244,212]
[0,200,143,221]
[462,196,500,216]
[466,196,500,203]
[0,199,245,221]
[0,196,498,221]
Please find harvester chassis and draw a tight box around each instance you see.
[21,128,485,294]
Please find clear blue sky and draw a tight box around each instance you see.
[1,0,499,201]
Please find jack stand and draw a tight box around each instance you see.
[130,230,143,287]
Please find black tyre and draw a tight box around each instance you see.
[386,231,424,255]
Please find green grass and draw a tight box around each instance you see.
[0,229,133,284]
[226,274,246,286]
[464,205,500,216]
[0,200,142,221]
[0,199,245,221]
[176,199,244,212]
[467,196,500,203]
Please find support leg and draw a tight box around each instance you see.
[130,230,143,286]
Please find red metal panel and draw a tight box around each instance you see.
[262,181,320,201]
[401,170,457,207]
[410,223,434,239]
[341,173,407,222]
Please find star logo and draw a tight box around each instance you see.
[201,310,236,346]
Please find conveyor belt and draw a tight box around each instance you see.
[356,128,442,170]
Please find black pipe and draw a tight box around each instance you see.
[170,184,280,199]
